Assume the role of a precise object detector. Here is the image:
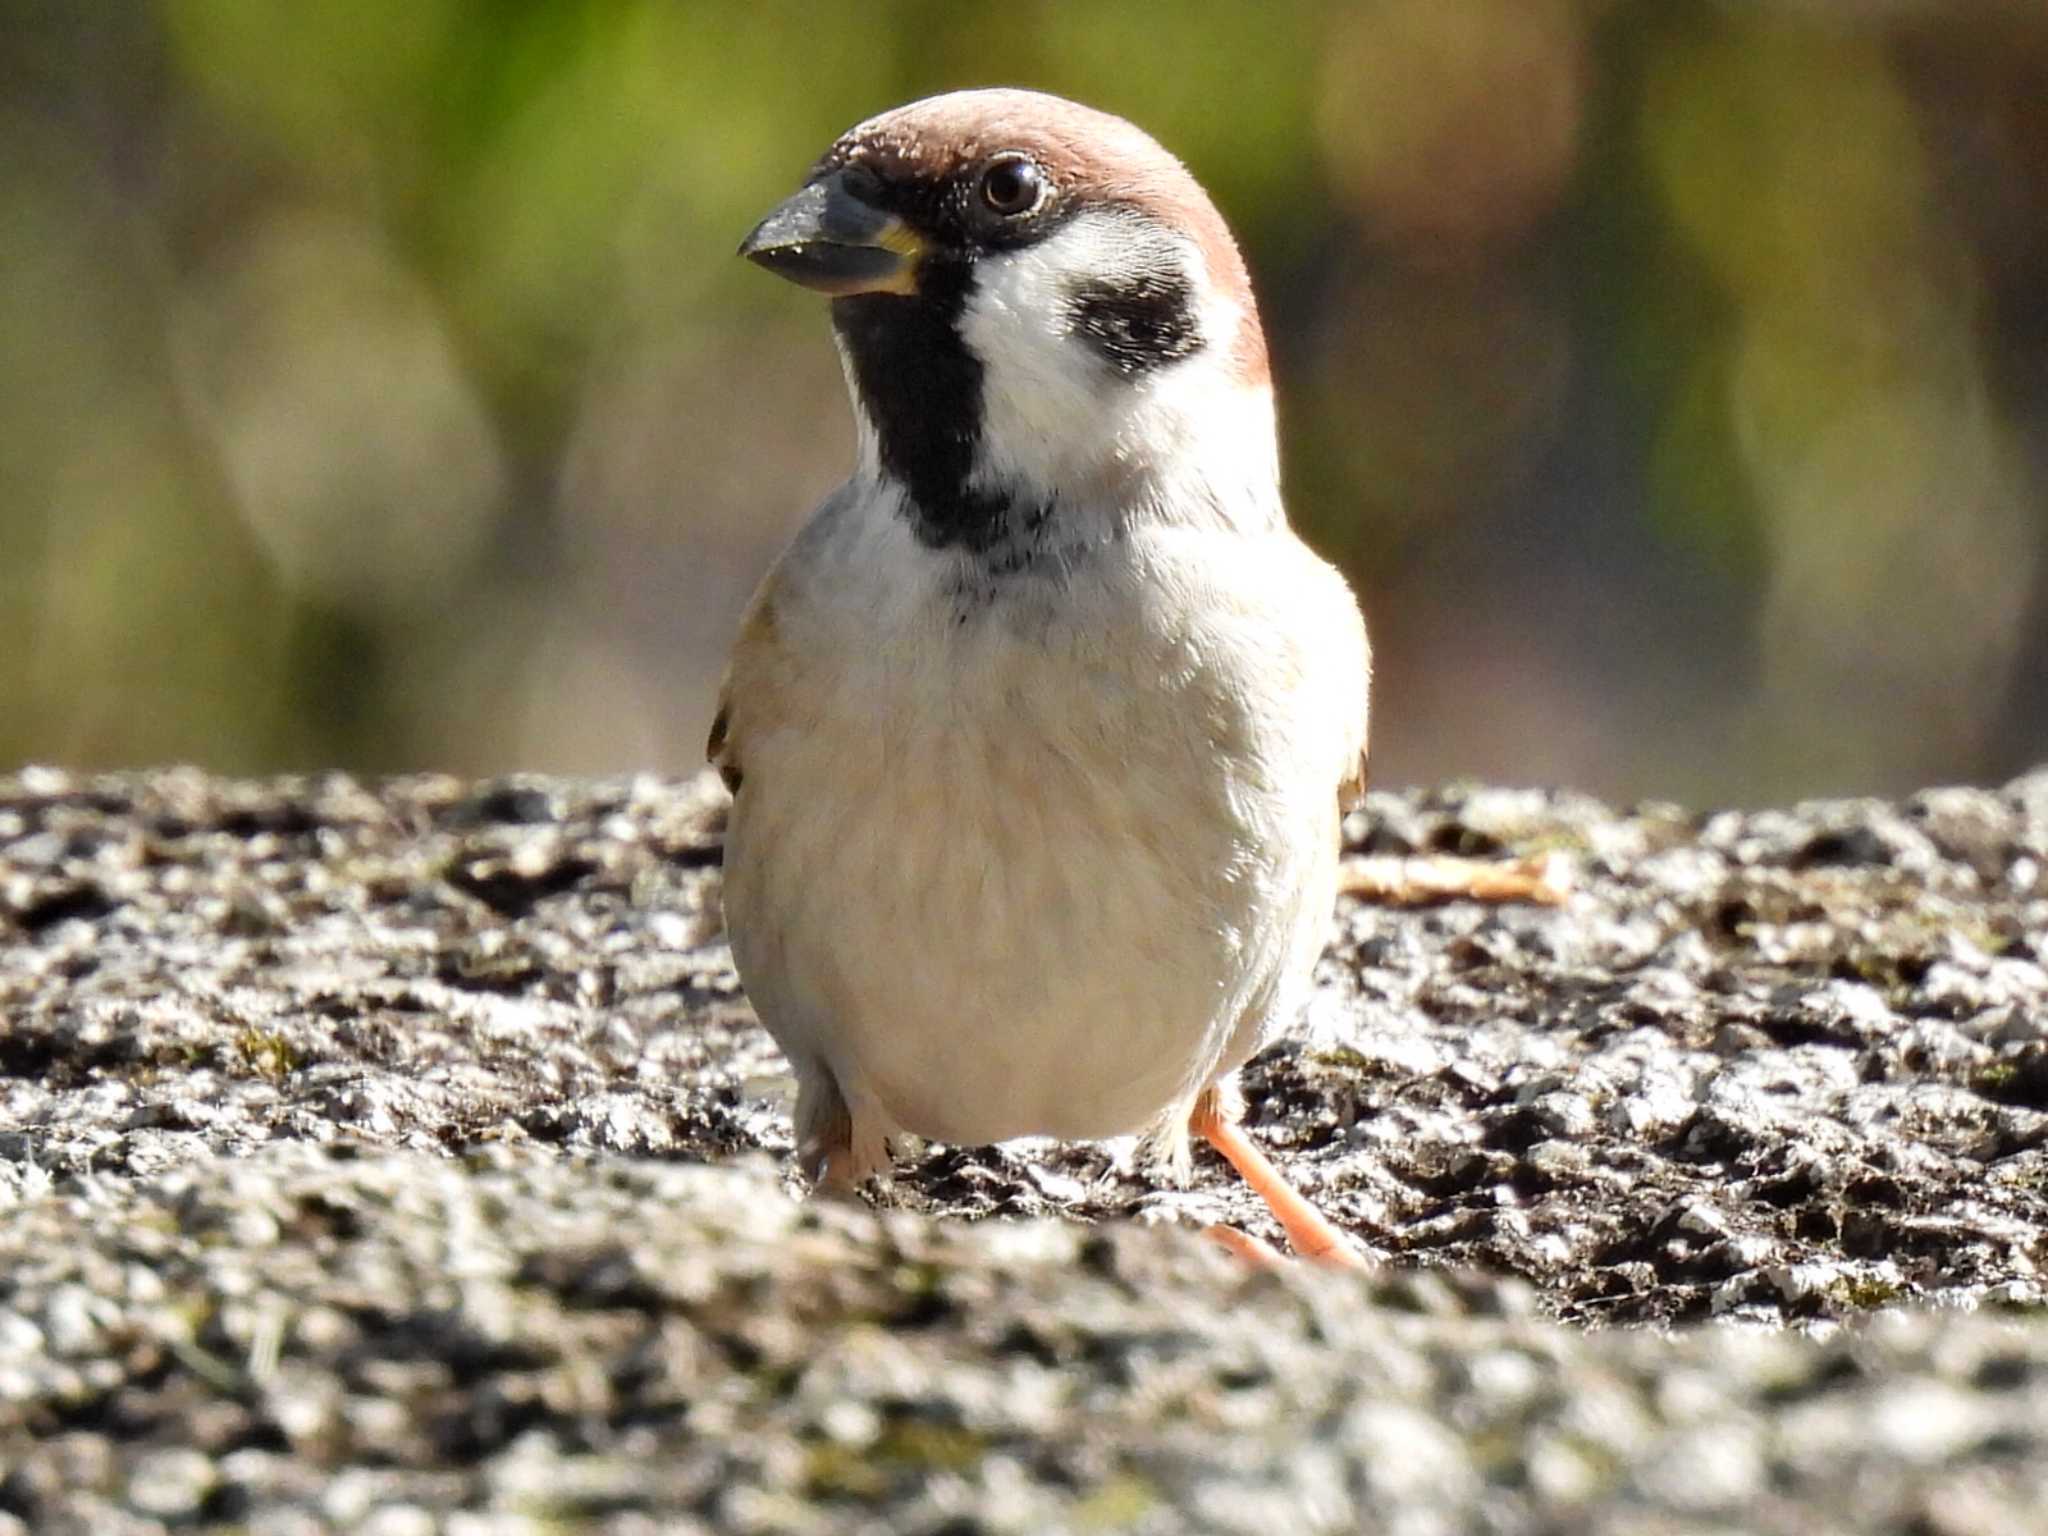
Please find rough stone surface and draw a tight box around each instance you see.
[2,764,2046,1533]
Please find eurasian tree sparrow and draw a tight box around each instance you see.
[713,89,1371,1264]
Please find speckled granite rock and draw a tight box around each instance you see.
[2,765,2046,1534]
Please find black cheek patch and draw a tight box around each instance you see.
[1068,271,1203,377]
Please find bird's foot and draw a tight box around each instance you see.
[796,1084,895,1199]
[1200,1223,1300,1270]
[1190,1093,1370,1270]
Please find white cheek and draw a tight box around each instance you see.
[1123,301,1282,520]
[955,224,1107,477]
[957,214,1280,526]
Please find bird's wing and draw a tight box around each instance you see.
[1340,734,1369,815]
[706,689,740,792]
[1315,554,1372,818]
[706,561,792,797]
[710,482,875,799]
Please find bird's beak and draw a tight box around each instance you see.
[738,170,924,297]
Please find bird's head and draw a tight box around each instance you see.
[740,89,1279,553]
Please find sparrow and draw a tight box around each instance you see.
[712,89,1371,1265]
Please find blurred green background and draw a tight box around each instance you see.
[3,0,2044,804]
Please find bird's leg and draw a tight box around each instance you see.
[799,1101,861,1197]
[795,1075,895,1198]
[1190,1088,1368,1270]
[796,1075,863,1197]
[1338,850,1571,908]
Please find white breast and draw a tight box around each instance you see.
[720,485,1360,1151]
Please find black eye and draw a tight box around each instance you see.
[977,155,1043,217]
